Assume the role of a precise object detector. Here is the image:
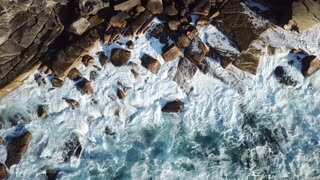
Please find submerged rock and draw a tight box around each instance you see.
[5,131,32,168]
[274,66,298,86]
[46,169,59,180]
[62,133,82,161]
[0,163,8,180]
[110,49,131,67]
[105,126,116,136]
[162,100,184,113]
[64,99,80,109]
[37,105,49,119]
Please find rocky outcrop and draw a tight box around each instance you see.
[291,0,320,32]
[162,100,184,113]
[5,131,32,168]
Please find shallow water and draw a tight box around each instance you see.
[0,25,320,179]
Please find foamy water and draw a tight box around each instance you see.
[0,24,320,179]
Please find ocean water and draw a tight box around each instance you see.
[0,24,320,179]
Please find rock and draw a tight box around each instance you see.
[0,137,3,146]
[105,126,116,136]
[186,27,199,41]
[136,5,146,14]
[129,10,154,36]
[191,0,211,16]
[173,58,198,84]
[164,4,178,16]
[0,163,8,180]
[291,0,320,32]
[90,71,99,81]
[51,77,64,88]
[96,52,109,66]
[110,12,129,28]
[37,105,48,119]
[162,45,183,62]
[40,65,52,75]
[81,55,94,67]
[46,169,59,180]
[197,16,210,27]
[67,68,83,81]
[68,17,91,35]
[168,21,180,31]
[131,69,140,79]
[117,88,126,100]
[176,35,191,48]
[79,0,110,16]
[62,133,82,161]
[110,49,131,67]
[145,0,163,14]
[150,24,165,39]
[64,99,80,109]
[34,74,47,86]
[162,100,184,113]
[126,40,134,50]
[140,54,161,74]
[76,79,94,95]
[301,55,320,77]
[104,27,121,45]
[274,66,298,86]
[185,38,208,66]
[5,131,32,168]
[232,50,260,75]
[114,0,141,11]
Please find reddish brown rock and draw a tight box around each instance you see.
[110,48,131,67]
[145,0,163,14]
[141,54,161,74]
[96,52,109,66]
[168,21,180,31]
[0,163,8,180]
[5,131,32,168]
[162,100,184,113]
[81,55,94,67]
[67,68,83,81]
[162,45,183,62]
[117,88,126,100]
[301,55,320,77]
[51,77,64,88]
[176,35,191,48]
[76,79,93,95]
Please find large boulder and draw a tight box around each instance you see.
[301,55,320,77]
[185,37,208,66]
[162,45,183,62]
[291,0,320,32]
[173,58,198,85]
[5,131,32,168]
[145,0,163,14]
[162,100,184,113]
[140,54,161,74]
[110,48,131,67]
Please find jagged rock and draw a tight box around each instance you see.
[62,133,82,161]
[136,5,146,14]
[40,65,52,75]
[162,100,184,113]
[173,58,198,84]
[110,49,131,67]
[129,10,154,36]
[140,54,161,74]
[51,77,64,88]
[0,163,8,180]
[46,169,59,180]
[79,0,110,16]
[274,66,298,86]
[82,55,94,67]
[104,27,121,45]
[292,0,320,32]
[96,52,109,66]
[233,50,261,75]
[301,55,320,77]
[64,99,80,109]
[76,79,93,95]
[185,38,208,66]
[110,12,129,28]
[117,88,126,100]
[186,26,199,40]
[176,35,191,48]
[37,105,49,119]
[145,0,163,14]
[162,45,183,62]
[68,17,91,35]
[114,0,141,11]
[168,21,180,31]
[191,0,211,16]
[150,24,165,39]
[67,68,83,81]
[5,131,32,168]
[126,40,134,50]
[90,71,99,81]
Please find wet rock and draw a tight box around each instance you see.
[37,105,48,119]
[186,27,199,41]
[81,55,94,67]
[62,133,82,161]
[185,38,208,66]
[76,79,94,95]
[168,21,180,31]
[5,131,32,168]
[46,169,59,180]
[110,49,131,67]
[145,0,163,14]
[51,77,64,88]
[64,99,80,109]
[90,71,99,81]
[233,50,260,75]
[176,35,191,48]
[96,52,109,66]
[301,55,320,77]
[110,12,129,28]
[114,0,141,11]
[129,10,154,36]
[197,16,210,27]
[0,163,8,180]
[126,40,134,50]
[67,68,83,81]
[105,126,116,136]
[164,4,178,16]
[117,88,126,100]
[104,27,121,45]
[149,24,165,39]
[34,74,47,86]
[162,45,183,62]
[162,100,184,113]
[140,54,161,74]
[79,0,110,15]
[68,17,91,35]
[0,137,3,146]
[274,66,298,86]
[191,0,211,16]
[173,58,198,84]
[131,69,140,79]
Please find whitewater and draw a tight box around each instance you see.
[0,23,320,179]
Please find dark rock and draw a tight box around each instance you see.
[186,26,199,41]
[90,71,99,81]
[46,169,59,180]
[129,10,154,36]
[34,74,47,86]
[126,40,134,50]
[140,54,161,74]
[51,77,64,88]
[162,100,184,113]
[274,66,298,86]
[176,35,191,48]
[67,68,83,81]
[110,12,129,28]
[105,126,116,136]
[62,133,82,161]
[168,21,180,31]
[191,0,211,16]
[233,50,260,75]
[96,51,109,66]
[79,0,110,16]
[117,88,126,100]
[37,105,48,119]
[76,79,94,95]
[173,58,198,84]
[110,48,131,67]
[5,131,32,168]
[301,55,320,77]
[0,163,8,180]
[185,38,208,66]
[81,55,94,67]
[104,27,121,45]
[64,99,80,109]
[162,45,183,62]
[164,4,178,16]
[145,0,163,14]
